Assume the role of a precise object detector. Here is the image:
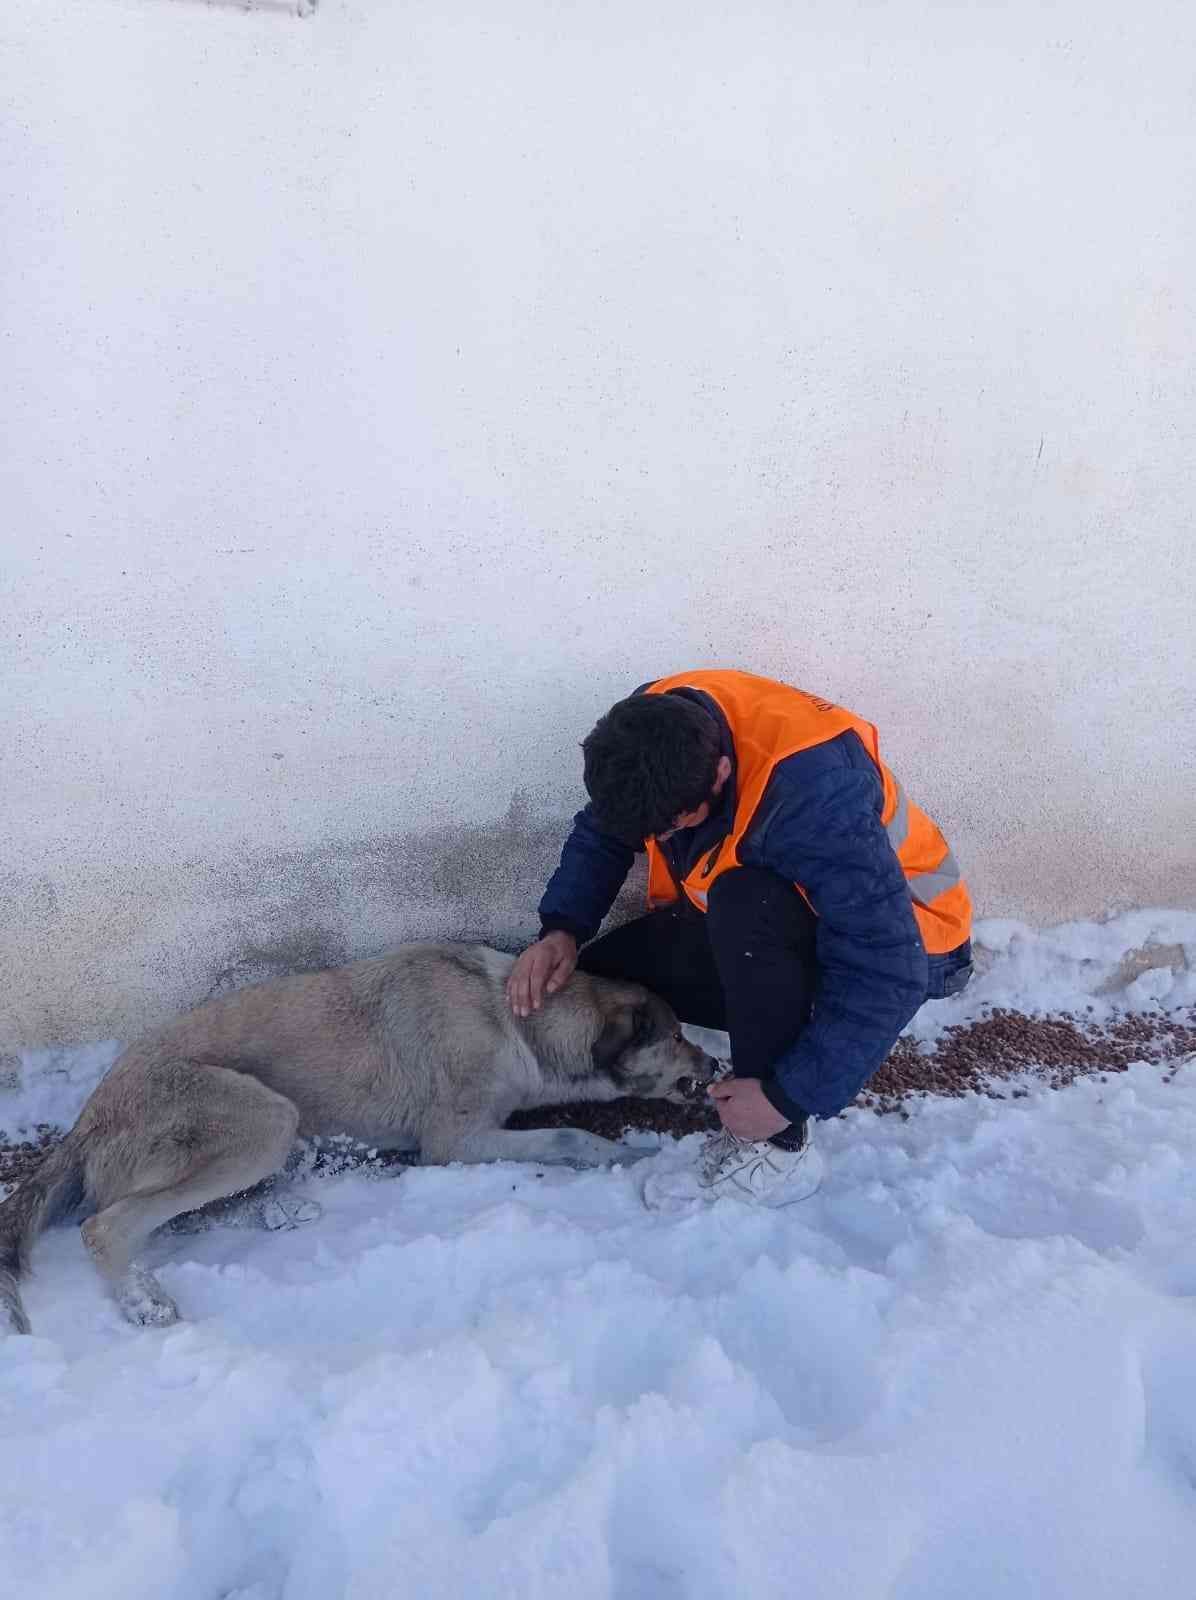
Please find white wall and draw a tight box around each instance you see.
[3,0,1194,1051]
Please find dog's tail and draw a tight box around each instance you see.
[0,1137,86,1336]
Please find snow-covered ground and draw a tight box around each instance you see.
[3,914,1196,1599]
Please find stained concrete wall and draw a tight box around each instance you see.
[3,0,1194,1051]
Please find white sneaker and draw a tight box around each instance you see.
[698,1126,824,1207]
[642,1121,825,1211]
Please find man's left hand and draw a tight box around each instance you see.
[708,1077,791,1141]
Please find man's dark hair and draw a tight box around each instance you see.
[582,692,721,843]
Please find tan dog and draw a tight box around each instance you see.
[0,943,716,1332]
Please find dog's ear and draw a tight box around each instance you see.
[591,1004,653,1075]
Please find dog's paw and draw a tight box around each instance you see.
[256,1196,323,1232]
[169,1191,324,1233]
[117,1267,180,1328]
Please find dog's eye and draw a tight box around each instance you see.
[673,1030,683,1043]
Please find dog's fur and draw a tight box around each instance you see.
[0,943,715,1333]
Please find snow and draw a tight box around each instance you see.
[3,915,1196,1598]
[1,1038,123,1136]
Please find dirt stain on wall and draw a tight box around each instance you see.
[1,794,646,1050]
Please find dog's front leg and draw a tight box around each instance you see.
[422,1127,648,1169]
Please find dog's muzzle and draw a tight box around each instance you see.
[674,1053,721,1100]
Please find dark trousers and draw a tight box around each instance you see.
[577,866,817,1139]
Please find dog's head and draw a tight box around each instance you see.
[590,988,719,1103]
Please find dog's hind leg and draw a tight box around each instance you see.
[80,1065,300,1327]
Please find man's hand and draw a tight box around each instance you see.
[708,1077,791,1141]
[507,931,578,1017]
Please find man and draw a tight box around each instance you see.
[507,669,973,1206]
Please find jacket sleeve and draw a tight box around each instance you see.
[740,742,928,1118]
[538,806,637,945]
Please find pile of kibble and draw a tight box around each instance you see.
[3,1007,1194,1185]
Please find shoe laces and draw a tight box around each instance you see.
[699,1126,760,1184]
[698,1126,736,1178]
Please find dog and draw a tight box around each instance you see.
[0,943,717,1333]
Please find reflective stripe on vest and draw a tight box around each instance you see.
[907,850,963,906]
[885,780,964,907]
[886,782,911,853]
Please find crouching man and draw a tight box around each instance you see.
[507,669,973,1206]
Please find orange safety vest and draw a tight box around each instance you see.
[642,670,972,956]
